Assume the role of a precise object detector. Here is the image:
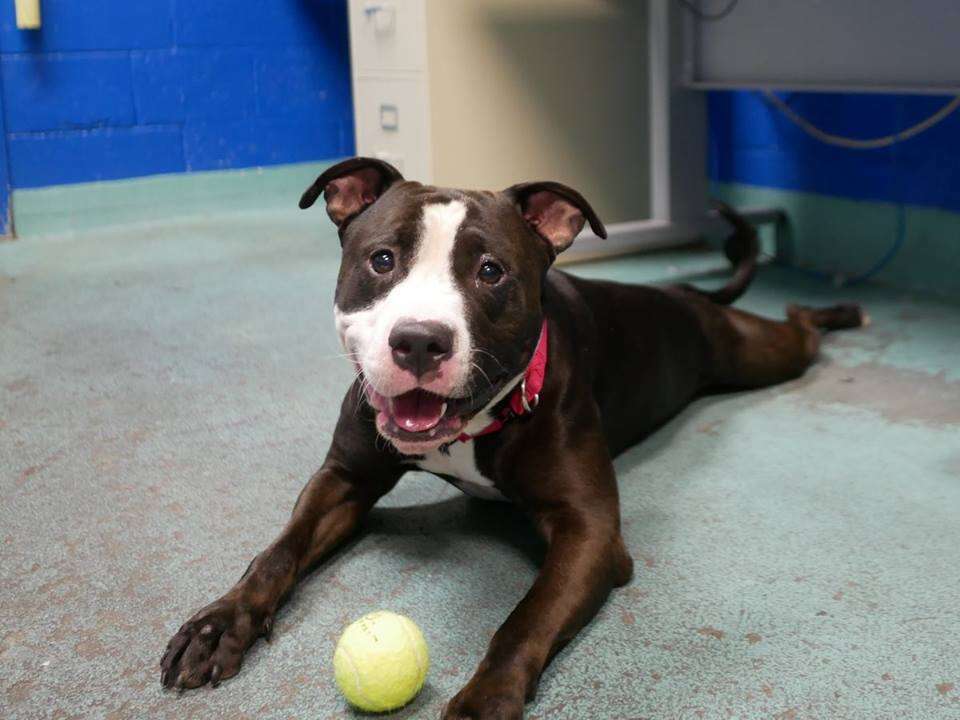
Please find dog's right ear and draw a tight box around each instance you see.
[299,157,404,227]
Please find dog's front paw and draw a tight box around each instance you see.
[442,673,527,720]
[160,594,272,691]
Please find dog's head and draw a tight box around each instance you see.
[300,157,605,455]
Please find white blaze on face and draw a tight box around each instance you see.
[334,200,471,398]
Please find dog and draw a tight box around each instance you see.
[160,157,864,718]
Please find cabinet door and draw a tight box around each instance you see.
[353,76,432,183]
[348,0,427,75]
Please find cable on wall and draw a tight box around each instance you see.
[842,203,907,287]
[679,2,957,285]
[760,91,960,150]
[758,92,960,285]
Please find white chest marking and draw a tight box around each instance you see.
[417,441,507,501]
[412,369,525,502]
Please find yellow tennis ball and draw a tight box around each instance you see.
[333,610,429,712]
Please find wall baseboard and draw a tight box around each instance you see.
[714,181,960,300]
[11,160,338,239]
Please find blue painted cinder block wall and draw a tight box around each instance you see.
[708,91,960,213]
[0,0,354,209]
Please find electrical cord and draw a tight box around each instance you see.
[677,0,739,22]
[761,91,960,150]
[784,202,908,288]
[675,1,956,285]
[842,203,907,286]
[758,92,960,285]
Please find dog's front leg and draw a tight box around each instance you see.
[444,438,633,719]
[160,429,402,691]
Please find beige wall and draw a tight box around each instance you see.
[425,0,649,225]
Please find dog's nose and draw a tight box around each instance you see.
[389,320,454,378]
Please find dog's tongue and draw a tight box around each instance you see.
[391,390,445,432]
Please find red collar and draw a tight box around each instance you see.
[456,320,549,443]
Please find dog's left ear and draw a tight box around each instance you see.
[504,181,606,255]
[299,156,404,227]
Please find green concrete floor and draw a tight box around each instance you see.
[2,210,959,719]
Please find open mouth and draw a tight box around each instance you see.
[366,388,472,446]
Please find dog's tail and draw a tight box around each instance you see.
[678,201,759,306]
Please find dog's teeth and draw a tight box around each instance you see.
[440,402,448,416]
[429,428,437,437]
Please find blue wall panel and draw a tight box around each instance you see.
[0,0,172,52]
[2,53,135,132]
[709,91,960,213]
[183,116,346,171]
[0,0,353,203]
[175,0,348,48]
[8,127,185,188]
[132,49,258,124]
[256,45,352,119]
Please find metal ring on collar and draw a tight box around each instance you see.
[520,377,540,414]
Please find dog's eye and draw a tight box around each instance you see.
[370,249,395,274]
[478,260,504,285]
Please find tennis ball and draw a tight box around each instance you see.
[333,610,429,712]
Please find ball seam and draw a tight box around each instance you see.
[338,642,380,712]
[398,617,425,680]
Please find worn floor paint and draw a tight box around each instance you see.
[2,210,959,719]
